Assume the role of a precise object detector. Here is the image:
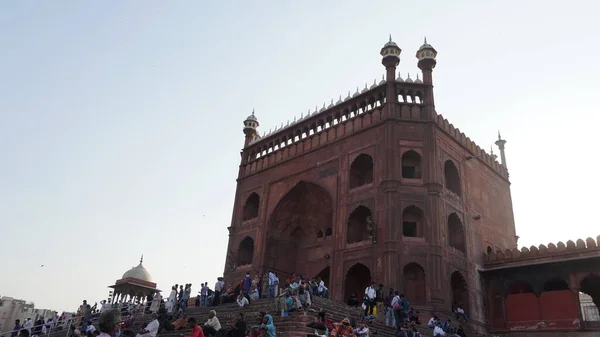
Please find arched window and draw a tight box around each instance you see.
[402,206,424,237]
[346,206,372,243]
[401,151,422,179]
[444,160,461,196]
[237,237,254,266]
[349,154,374,189]
[448,213,466,253]
[242,193,260,221]
[325,227,333,236]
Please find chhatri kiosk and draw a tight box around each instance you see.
[108,256,159,303]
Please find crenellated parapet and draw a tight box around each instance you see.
[434,113,509,180]
[484,235,600,266]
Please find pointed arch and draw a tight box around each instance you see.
[346,206,372,243]
[316,266,331,290]
[403,263,426,305]
[444,160,461,196]
[451,271,469,311]
[349,154,374,188]
[237,236,254,266]
[242,193,260,221]
[344,263,371,301]
[448,213,466,253]
[401,150,422,179]
[402,205,424,237]
[267,181,333,275]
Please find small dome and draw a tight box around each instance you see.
[414,74,423,84]
[405,73,413,83]
[122,262,152,282]
[245,110,258,122]
[416,37,437,61]
[384,34,398,48]
[396,71,404,82]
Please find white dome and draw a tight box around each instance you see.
[122,262,152,282]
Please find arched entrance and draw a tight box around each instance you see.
[451,271,469,310]
[403,263,426,305]
[315,266,331,289]
[344,263,371,301]
[580,274,600,310]
[237,236,254,266]
[265,181,333,277]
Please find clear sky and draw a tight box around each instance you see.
[1,0,598,313]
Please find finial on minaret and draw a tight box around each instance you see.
[495,130,508,168]
[243,110,259,146]
[389,34,392,43]
[140,255,144,264]
[424,36,427,44]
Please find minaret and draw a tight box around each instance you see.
[243,110,259,147]
[490,146,498,161]
[495,131,508,168]
[416,37,438,114]
[380,35,401,104]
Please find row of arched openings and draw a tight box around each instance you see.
[241,156,462,222]
[240,206,466,257]
[348,153,461,196]
[344,262,468,310]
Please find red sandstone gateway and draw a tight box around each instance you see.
[224,36,600,335]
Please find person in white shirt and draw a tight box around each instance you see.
[268,271,278,298]
[203,310,221,336]
[135,314,159,337]
[433,323,446,336]
[427,316,439,329]
[236,294,249,307]
[317,279,328,297]
[85,321,96,334]
[364,282,377,317]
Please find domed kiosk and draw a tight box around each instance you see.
[108,255,159,303]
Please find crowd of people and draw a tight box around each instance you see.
[9,269,471,337]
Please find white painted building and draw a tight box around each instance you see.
[0,297,56,334]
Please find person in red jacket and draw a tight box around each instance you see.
[181,317,204,337]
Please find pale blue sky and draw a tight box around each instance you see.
[1,1,598,313]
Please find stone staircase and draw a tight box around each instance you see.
[48,298,492,337]
[134,297,431,337]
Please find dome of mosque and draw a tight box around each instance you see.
[122,257,152,282]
